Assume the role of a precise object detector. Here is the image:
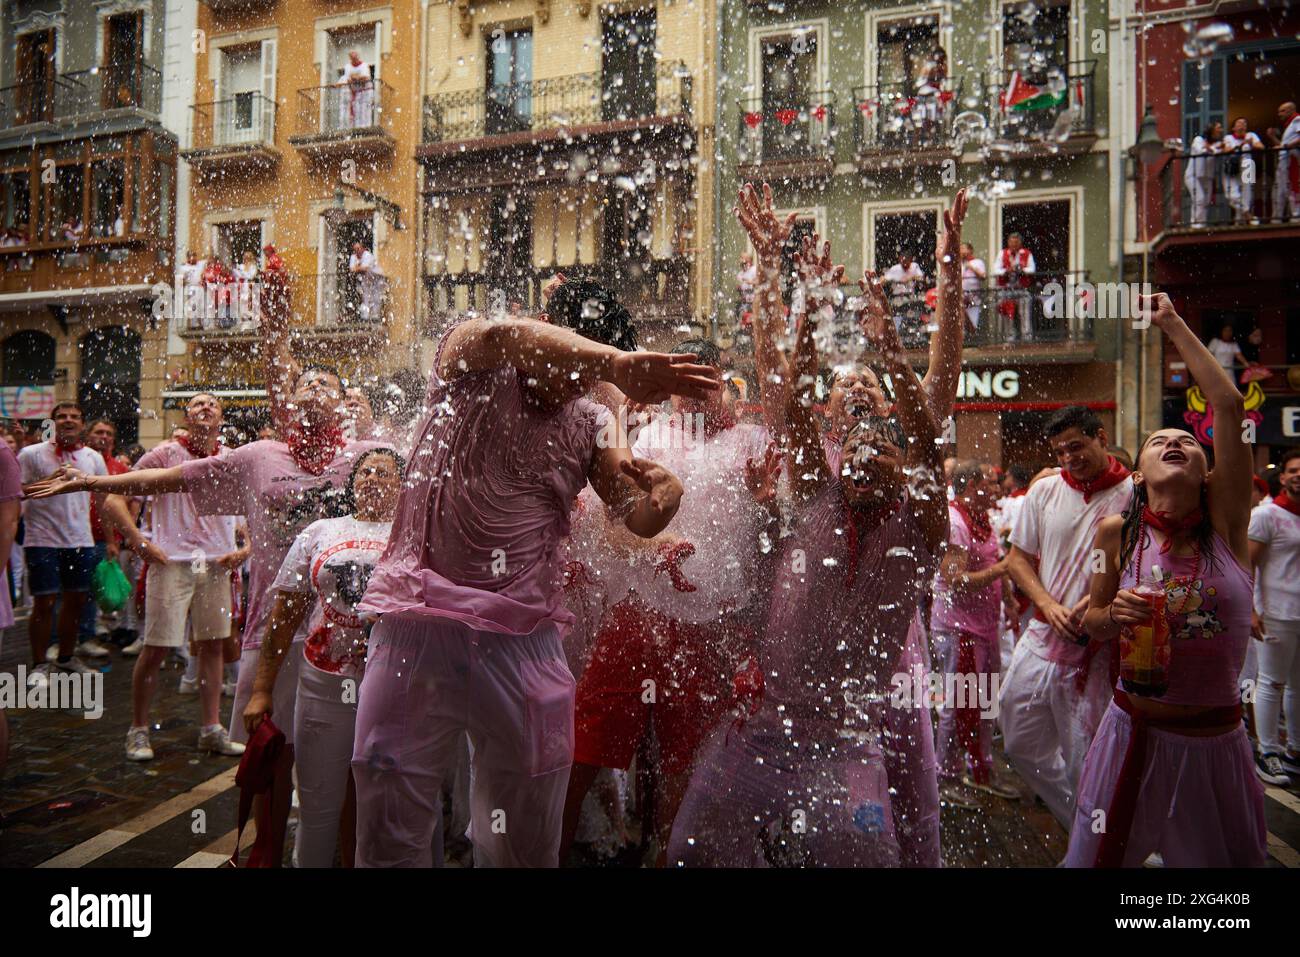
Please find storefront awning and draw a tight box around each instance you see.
[0,284,157,312]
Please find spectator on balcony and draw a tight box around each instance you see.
[1270,102,1300,223]
[336,51,374,130]
[1222,117,1266,225]
[61,217,85,243]
[915,47,948,131]
[202,255,235,330]
[178,250,207,330]
[235,251,260,330]
[1208,325,1247,381]
[1184,121,1224,227]
[736,252,758,324]
[960,241,986,331]
[881,249,926,338]
[348,241,385,321]
[993,232,1036,341]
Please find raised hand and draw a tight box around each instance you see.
[23,465,89,499]
[793,232,844,312]
[936,187,969,269]
[736,183,797,266]
[1137,292,1183,332]
[744,442,784,508]
[609,351,721,405]
[855,271,903,357]
[619,457,683,517]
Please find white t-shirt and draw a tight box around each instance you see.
[178,260,205,286]
[961,258,986,294]
[272,515,391,677]
[18,443,107,549]
[1207,337,1240,374]
[882,262,925,298]
[1248,501,1300,621]
[349,250,382,276]
[134,441,237,561]
[1010,471,1133,666]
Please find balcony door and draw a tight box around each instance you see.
[760,33,818,161]
[15,29,57,124]
[218,43,275,145]
[325,25,380,132]
[602,9,657,122]
[487,193,533,306]
[103,11,144,109]
[322,213,376,324]
[876,16,940,95]
[486,28,532,136]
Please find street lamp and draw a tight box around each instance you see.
[1134,106,1164,166]
[1130,104,1165,443]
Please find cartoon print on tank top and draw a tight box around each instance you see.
[1148,568,1226,642]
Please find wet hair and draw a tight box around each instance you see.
[296,364,341,388]
[545,280,637,352]
[344,447,406,514]
[951,459,985,494]
[1008,463,1034,488]
[1117,431,1218,576]
[1043,405,1102,440]
[671,337,720,368]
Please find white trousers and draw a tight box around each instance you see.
[1253,618,1300,754]
[1186,175,1212,225]
[997,640,1111,827]
[1273,154,1299,220]
[293,659,361,868]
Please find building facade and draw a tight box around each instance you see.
[715,0,1122,469]
[170,0,424,440]
[417,0,716,349]
[1124,1,1300,467]
[0,0,194,446]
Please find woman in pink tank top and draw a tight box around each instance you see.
[1069,294,1267,867]
[666,246,950,867]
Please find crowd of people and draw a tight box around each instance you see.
[2,181,1295,870]
[1183,100,1300,226]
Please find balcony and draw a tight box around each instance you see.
[423,257,691,330]
[419,62,692,163]
[182,95,279,173]
[853,80,963,169]
[735,91,836,180]
[198,0,279,10]
[175,270,389,339]
[0,63,161,136]
[0,76,83,128]
[288,80,396,161]
[985,61,1097,157]
[1156,146,1300,238]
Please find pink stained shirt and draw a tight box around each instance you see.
[0,443,21,629]
[1009,471,1133,666]
[135,441,237,562]
[179,438,386,650]
[359,354,612,637]
[930,503,1002,639]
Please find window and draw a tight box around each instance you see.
[15,29,57,124]
[877,16,941,95]
[486,28,533,136]
[90,158,125,237]
[602,9,657,122]
[999,200,1069,275]
[326,26,378,132]
[0,170,32,242]
[102,11,144,109]
[760,30,821,160]
[487,192,533,304]
[1002,1,1069,78]
[78,327,142,445]
[873,210,938,275]
[52,163,84,241]
[215,220,262,267]
[2,331,57,385]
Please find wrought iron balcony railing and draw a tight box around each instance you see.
[736,91,837,168]
[1158,145,1298,231]
[986,61,1096,144]
[60,62,163,117]
[189,94,277,151]
[293,79,395,140]
[853,79,964,155]
[422,62,691,144]
[174,269,390,336]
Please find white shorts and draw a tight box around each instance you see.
[143,562,233,647]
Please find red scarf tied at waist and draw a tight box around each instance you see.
[1094,691,1242,868]
[286,425,344,477]
[1059,455,1130,503]
[1273,491,1300,518]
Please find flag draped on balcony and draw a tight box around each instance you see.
[1000,71,1066,112]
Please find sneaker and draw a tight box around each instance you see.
[939,782,980,810]
[177,676,199,695]
[198,725,245,757]
[125,727,154,762]
[1255,751,1291,786]
[963,773,1021,800]
[27,662,52,689]
[221,681,237,698]
[1280,751,1300,777]
[54,657,97,677]
[122,638,144,657]
[44,644,58,663]
[75,639,112,658]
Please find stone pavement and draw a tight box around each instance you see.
[3,609,1298,869]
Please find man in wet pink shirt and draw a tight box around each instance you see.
[355,280,719,867]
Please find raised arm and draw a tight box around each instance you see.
[1142,293,1252,559]
[735,183,796,437]
[920,188,969,422]
[438,316,720,407]
[25,465,186,500]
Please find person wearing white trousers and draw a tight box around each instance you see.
[1222,119,1265,224]
[1271,103,1300,223]
[1184,123,1223,227]
[1247,450,1300,783]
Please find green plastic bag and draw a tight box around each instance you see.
[92,558,132,613]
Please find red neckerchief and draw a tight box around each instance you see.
[285,425,345,477]
[1273,491,1300,518]
[1142,504,1205,553]
[952,498,992,541]
[53,439,83,463]
[176,434,219,459]
[1010,487,1027,497]
[1059,455,1130,503]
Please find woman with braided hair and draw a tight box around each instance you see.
[1066,293,1266,868]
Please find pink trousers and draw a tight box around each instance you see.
[1064,701,1268,867]
[351,613,575,868]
